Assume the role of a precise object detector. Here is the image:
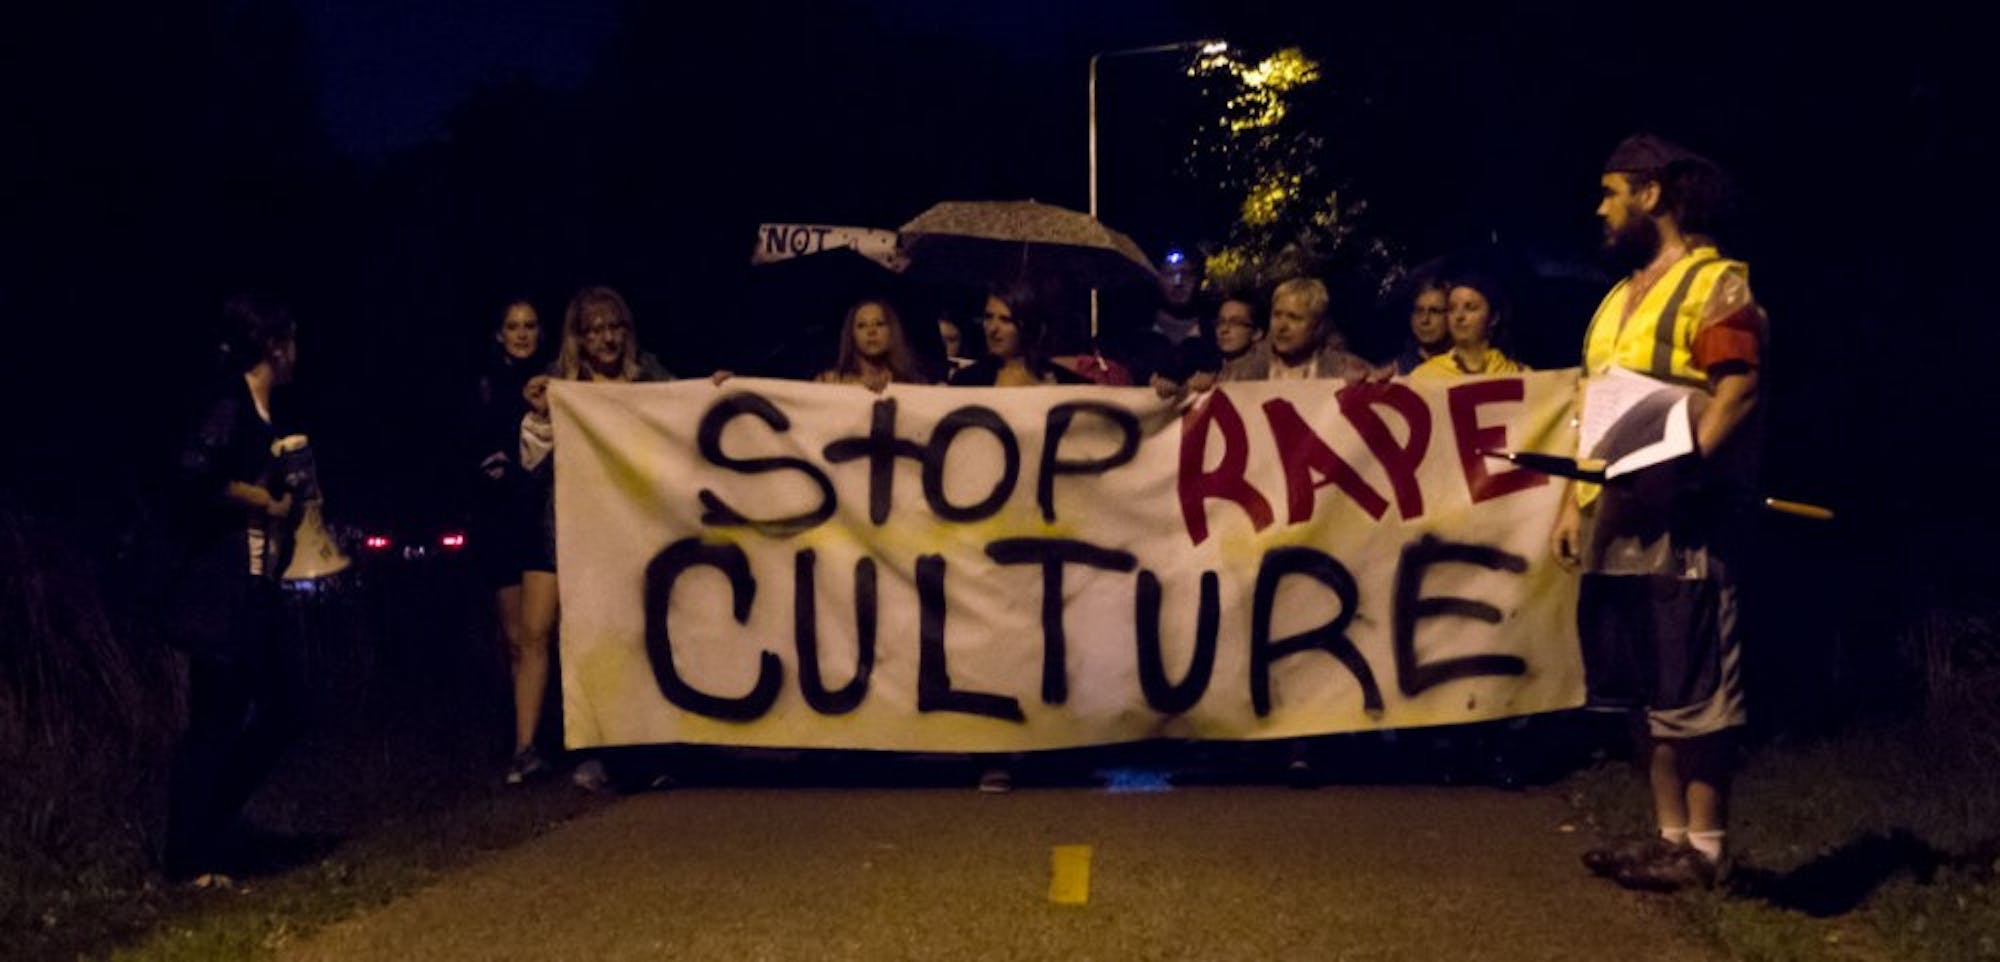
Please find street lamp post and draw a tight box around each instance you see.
[1087,39,1226,339]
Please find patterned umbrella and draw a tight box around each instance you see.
[897,200,1159,291]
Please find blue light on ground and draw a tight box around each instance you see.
[1098,767,1173,793]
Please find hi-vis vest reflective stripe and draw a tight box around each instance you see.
[1581,246,1741,387]
[1574,247,1742,507]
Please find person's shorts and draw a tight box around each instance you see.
[466,473,546,586]
[527,476,556,574]
[470,511,535,588]
[1578,573,1746,739]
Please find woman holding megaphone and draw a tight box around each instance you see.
[161,294,311,886]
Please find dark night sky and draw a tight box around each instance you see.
[298,0,620,156]
[300,0,1200,157]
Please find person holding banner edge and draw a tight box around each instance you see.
[1551,133,1767,892]
[513,286,675,787]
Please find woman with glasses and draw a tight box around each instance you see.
[1393,277,1454,375]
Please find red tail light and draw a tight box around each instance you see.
[364,535,393,551]
[440,533,466,549]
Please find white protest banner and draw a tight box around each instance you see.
[552,373,1583,752]
[749,223,904,271]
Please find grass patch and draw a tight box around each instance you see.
[1,555,619,962]
[98,782,612,962]
[5,670,618,962]
[1562,707,2000,962]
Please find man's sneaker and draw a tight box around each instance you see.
[504,747,549,786]
[977,767,1013,794]
[1582,835,1684,878]
[1613,845,1725,893]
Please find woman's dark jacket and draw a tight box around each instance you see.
[155,374,284,659]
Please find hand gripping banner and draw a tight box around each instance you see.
[552,373,1583,751]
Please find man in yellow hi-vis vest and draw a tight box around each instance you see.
[1551,134,1768,892]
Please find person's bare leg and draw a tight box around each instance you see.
[1649,738,1690,834]
[1677,732,1732,830]
[1584,721,1691,878]
[1679,731,1733,867]
[514,571,559,754]
[494,582,523,682]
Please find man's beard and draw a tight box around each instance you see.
[1602,212,1661,274]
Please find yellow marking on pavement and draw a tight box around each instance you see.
[1048,845,1092,905]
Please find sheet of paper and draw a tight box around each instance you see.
[1603,393,1693,478]
[1579,367,1698,478]
[1579,366,1664,458]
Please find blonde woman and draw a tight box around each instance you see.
[509,286,672,784]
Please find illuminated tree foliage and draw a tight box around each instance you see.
[1185,47,1400,298]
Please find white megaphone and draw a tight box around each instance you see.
[270,434,352,581]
